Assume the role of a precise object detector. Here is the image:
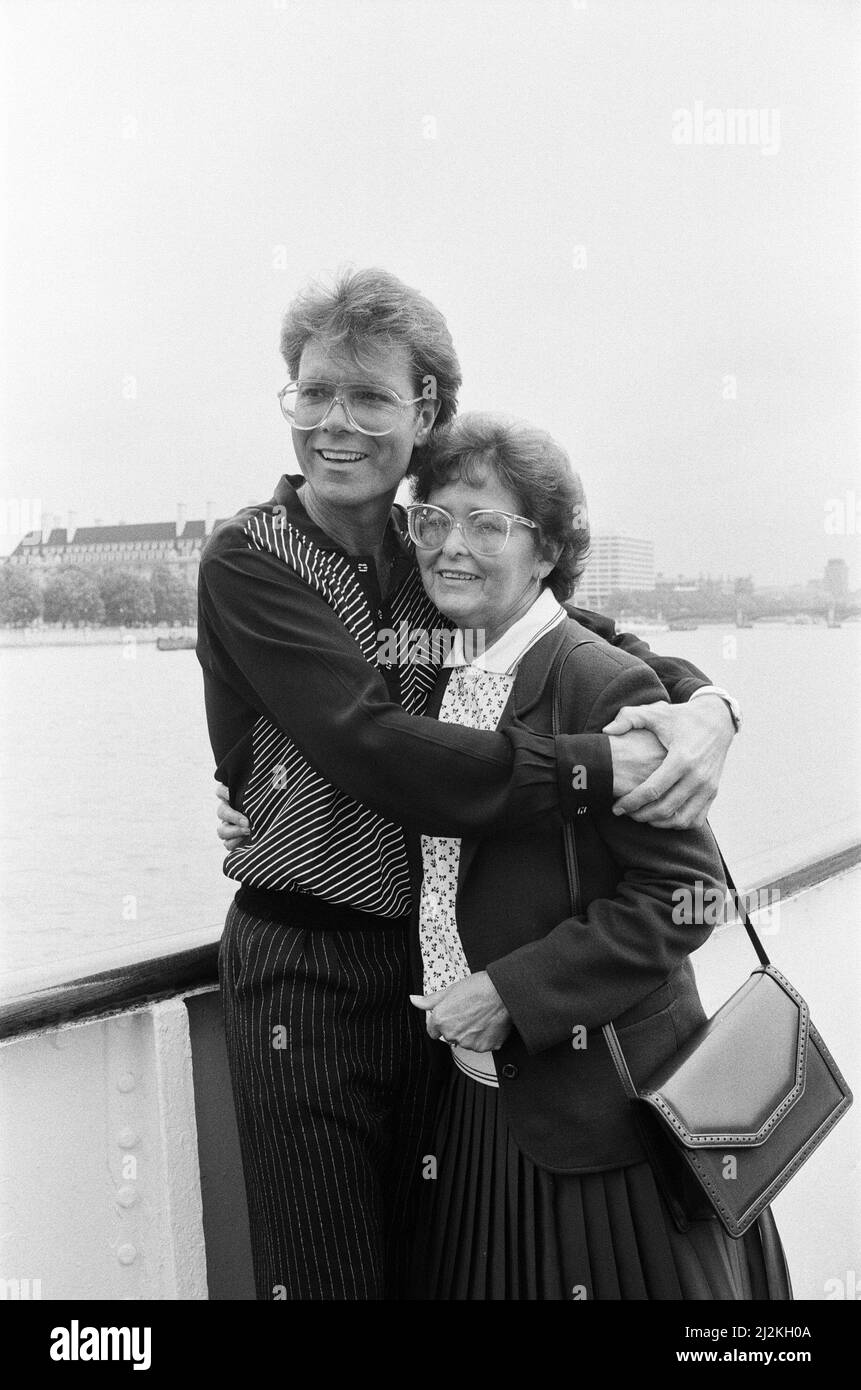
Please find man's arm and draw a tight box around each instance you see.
[564,603,710,701]
[567,604,738,827]
[486,662,727,1052]
[198,538,612,838]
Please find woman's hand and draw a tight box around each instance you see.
[215,782,251,849]
[410,972,513,1052]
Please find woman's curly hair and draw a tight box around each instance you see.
[410,412,590,601]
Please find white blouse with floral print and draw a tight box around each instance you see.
[419,588,566,1086]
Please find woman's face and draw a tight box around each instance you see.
[415,467,553,646]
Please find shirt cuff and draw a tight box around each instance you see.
[689,685,742,732]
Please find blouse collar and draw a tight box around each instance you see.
[443,587,566,675]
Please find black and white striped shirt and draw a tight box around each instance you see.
[210,495,440,915]
[197,475,708,922]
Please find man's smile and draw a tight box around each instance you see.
[316,448,369,462]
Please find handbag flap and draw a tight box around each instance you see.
[639,968,809,1147]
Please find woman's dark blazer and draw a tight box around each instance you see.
[413,615,726,1174]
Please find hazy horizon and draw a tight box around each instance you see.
[1,0,858,587]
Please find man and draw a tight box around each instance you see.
[197,267,740,1300]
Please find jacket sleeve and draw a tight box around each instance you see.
[564,603,711,702]
[198,538,614,837]
[486,660,726,1053]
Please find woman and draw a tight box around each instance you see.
[402,412,792,1300]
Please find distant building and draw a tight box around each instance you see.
[575,534,655,610]
[824,558,849,601]
[4,507,222,588]
[655,574,701,594]
[655,572,738,598]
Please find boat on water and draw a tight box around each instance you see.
[667,619,699,631]
[156,634,197,651]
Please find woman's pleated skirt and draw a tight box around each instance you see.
[413,1065,793,1301]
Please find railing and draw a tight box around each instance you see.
[2,842,857,1300]
[0,941,219,1042]
[2,840,859,1042]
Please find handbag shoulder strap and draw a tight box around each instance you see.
[716,852,771,967]
[549,639,593,910]
[549,648,772,1099]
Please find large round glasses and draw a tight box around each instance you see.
[406,504,539,557]
[278,380,430,437]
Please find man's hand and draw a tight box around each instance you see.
[410,971,513,1052]
[603,695,735,828]
[606,728,666,798]
[216,782,251,849]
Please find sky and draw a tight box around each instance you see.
[1,0,859,586]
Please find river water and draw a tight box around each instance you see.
[1,624,859,986]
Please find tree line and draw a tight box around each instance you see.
[0,563,196,628]
[605,582,855,622]
[2,563,853,629]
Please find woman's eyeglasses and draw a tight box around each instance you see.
[406,503,538,557]
[278,380,432,437]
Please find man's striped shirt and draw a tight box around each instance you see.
[197,474,708,924]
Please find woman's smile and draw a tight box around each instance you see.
[435,567,482,584]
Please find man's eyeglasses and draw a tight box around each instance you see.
[406,503,538,557]
[278,380,434,437]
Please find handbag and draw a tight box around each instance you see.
[551,648,853,1238]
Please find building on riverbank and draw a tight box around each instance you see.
[575,534,655,610]
[4,506,222,589]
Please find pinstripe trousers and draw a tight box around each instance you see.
[218,899,440,1300]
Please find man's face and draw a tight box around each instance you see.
[291,340,437,511]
